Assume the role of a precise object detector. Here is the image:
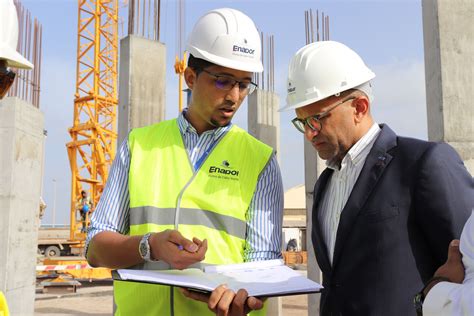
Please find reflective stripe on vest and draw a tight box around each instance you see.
[130,206,247,240]
[114,119,272,316]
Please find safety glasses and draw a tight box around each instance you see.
[200,69,258,95]
[291,97,355,133]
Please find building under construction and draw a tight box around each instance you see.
[0,0,473,315]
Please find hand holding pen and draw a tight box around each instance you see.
[148,229,207,270]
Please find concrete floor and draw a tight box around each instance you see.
[34,281,309,315]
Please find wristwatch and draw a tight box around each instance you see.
[414,276,451,315]
[139,233,157,262]
[413,289,424,316]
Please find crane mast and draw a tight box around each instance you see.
[67,0,119,248]
[174,0,185,112]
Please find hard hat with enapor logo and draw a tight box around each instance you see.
[282,41,375,111]
[186,8,263,73]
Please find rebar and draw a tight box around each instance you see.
[128,0,161,41]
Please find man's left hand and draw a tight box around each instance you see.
[434,239,465,283]
[180,285,264,316]
[424,239,465,296]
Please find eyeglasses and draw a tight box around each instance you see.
[200,69,258,95]
[0,68,16,99]
[291,97,356,133]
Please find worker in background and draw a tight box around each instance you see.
[76,190,92,233]
[416,210,474,315]
[0,0,34,315]
[39,196,47,220]
[278,41,473,315]
[86,7,283,316]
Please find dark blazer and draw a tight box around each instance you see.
[312,124,473,316]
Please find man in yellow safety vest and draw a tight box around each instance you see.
[86,8,283,316]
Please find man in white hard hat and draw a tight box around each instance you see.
[86,8,283,316]
[0,0,33,99]
[282,41,473,315]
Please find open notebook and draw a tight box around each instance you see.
[115,259,322,297]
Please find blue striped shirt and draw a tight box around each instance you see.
[87,111,284,261]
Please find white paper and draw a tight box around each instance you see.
[117,260,322,297]
[204,259,283,273]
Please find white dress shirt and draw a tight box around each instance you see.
[424,210,474,315]
[318,123,381,264]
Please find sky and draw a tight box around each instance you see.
[21,0,427,226]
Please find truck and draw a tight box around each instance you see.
[37,226,83,257]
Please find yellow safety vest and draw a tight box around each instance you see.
[114,119,273,315]
[0,291,9,316]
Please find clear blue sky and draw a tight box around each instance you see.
[23,0,427,225]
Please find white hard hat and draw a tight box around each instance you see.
[0,0,33,69]
[281,41,374,111]
[186,8,263,73]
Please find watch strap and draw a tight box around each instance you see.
[422,276,451,297]
[414,276,451,315]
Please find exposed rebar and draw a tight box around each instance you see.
[128,0,161,41]
[304,8,330,44]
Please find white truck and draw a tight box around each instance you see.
[38,226,82,257]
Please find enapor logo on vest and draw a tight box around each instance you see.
[208,160,240,180]
[209,166,239,176]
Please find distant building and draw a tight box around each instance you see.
[282,184,306,251]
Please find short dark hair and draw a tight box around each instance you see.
[187,54,215,72]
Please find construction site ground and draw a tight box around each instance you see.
[35,270,310,315]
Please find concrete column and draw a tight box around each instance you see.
[247,89,281,315]
[247,89,281,162]
[422,0,474,174]
[0,97,44,315]
[304,139,325,315]
[118,35,166,146]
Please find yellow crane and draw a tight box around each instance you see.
[66,0,119,252]
[174,53,186,112]
[174,0,185,112]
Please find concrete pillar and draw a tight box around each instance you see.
[304,140,325,315]
[422,0,474,174]
[0,97,44,315]
[247,89,280,162]
[118,35,166,145]
[247,89,281,315]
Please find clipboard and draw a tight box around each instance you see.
[113,259,323,297]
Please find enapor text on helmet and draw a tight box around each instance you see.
[232,45,255,55]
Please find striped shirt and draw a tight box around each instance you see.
[87,110,284,261]
[318,123,381,265]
